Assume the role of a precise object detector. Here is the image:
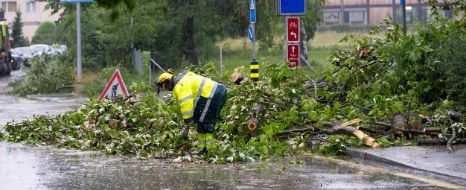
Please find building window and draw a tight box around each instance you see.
[344,9,367,25]
[323,9,341,25]
[27,1,36,13]
[1,1,17,12]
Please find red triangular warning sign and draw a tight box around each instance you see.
[99,69,129,100]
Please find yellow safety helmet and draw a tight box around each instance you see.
[157,69,174,93]
[158,72,173,85]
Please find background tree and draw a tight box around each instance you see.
[11,11,29,47]
[31,21,57,44]
[41,0,323,68]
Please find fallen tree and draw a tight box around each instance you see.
[1,2,465,162]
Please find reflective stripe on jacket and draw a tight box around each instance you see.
[173,71,218,122]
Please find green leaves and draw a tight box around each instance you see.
[3,84,183,158]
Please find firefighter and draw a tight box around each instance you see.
[157,70,227,155]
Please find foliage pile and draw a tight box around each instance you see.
[9,55,75,96]
[3,85,183,157]
[1,53,464,162]
[2,76,311,163]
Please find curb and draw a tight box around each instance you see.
[346,148,408,167]
[346,148,466,180]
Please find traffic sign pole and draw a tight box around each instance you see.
[76,2,82,84]
[250,0,256,61]
[252,24,256,61]
[249,0,259,81]
[60,1,93,84]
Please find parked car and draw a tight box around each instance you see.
[11,44,67,68]
[30,44,52,57]
[11,47,32,68]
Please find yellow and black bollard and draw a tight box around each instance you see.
[250,60,259,81]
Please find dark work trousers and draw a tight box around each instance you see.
[193,84,227,134]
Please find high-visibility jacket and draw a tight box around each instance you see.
[173,71,219,123]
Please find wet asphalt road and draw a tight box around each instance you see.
[0,73,464,189]
[0,71,84,127]
[0,141,457,190]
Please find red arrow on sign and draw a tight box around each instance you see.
[287,17,300,42]
[99,69,129,100]
[287,44,299,68]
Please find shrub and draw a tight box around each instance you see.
[10,55,75,96]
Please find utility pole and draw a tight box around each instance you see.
[76,2,82,83]
[60,0,93,84]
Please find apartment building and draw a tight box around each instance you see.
[322,0,429,25]
[1,0,59,42]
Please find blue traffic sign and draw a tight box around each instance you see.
[278,0,306,15]
[250,9,256,23]
[60,0,93,3]
[248,25,254,42]
[400,0,405,6]
[250,0,256,23]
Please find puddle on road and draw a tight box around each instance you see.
[0,142,445,190]
[0,94,84,128]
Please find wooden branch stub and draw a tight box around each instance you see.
[231,70,244,84]
[246,117,259,133]
[331,122,379,148]
[393,113,407,130]
[341,118,362,127]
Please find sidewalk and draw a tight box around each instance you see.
[347,145,466,180]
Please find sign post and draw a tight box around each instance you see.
[287,44,299,67]
[279,0,305,68]
[60,0,93,84]
[286,17,300,68]
[249,0,259,81]
[99,69,129,100]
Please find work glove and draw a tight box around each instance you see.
[182,124,191,140]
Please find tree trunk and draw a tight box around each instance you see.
[184,0,199,65]
[299,20,308,63]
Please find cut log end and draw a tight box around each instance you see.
[246,117,259,132]
[231,70,244,84]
